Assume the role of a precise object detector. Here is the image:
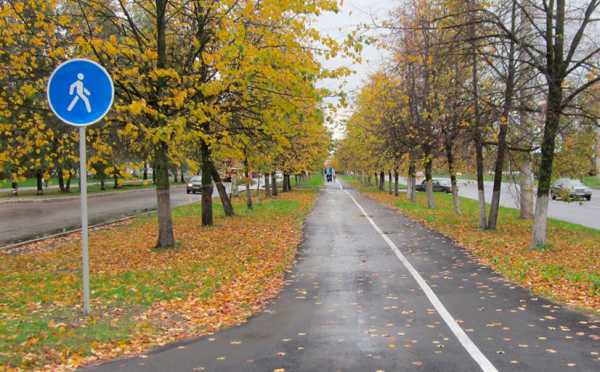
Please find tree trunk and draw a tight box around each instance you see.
[271,172,278,196]
[408,154,417,202]
[100,175,105,191]
[488,0,517,230]
[475,141,487,229]
[283,173,291,192]
[36,171,43,195]
[388,171,392,194]
[143,162,148,180]
[394,169,399,196]
[264,172,271,197]
[469,6,487,229]
[172,169,177,184]
[180,168,185,183]
[444,139,461,214]
[532,83,562,247]
[425,157,435,208]
[154,0,175,246]
[155,142,175,247]
[244,159,253,210]
[201,143,214,226]
[379,171,385,191]
[519,153,534,219]
[231,173,239,197]
[58,168,65,192]
[66,170,72,192]
[152,163,156,184]
[113,172,118,189]
[209,161,234,216]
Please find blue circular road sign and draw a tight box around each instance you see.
[47,58,114,126]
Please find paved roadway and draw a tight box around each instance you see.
[85,181,599,372]
[457,180,600,230]
[0,186,201,245]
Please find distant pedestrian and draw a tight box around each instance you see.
[326,167,335,182]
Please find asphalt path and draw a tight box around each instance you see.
[0,186,201,245]
[85,181,599,372]
[457,180,600,230]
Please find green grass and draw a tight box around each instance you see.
[0,180,156,199]
[583,176,600,190]
[296,173,324,190]
[340,175,407,192]
[0,177,88,188]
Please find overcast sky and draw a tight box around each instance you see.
[315,0,397,138]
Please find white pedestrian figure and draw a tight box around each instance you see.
[67,73,92,113]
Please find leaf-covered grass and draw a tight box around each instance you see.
[0,190,317,370]
[345,177,599,314]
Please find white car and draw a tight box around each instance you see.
[551,178,592,201]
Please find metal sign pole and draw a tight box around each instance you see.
[79,126,90,315]
[47,58,113,315]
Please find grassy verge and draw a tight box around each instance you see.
[583,176,600,190]
[344,176,600,315]
[296,173,324,190]
[0,181,157,199]
[0,190,317,370]
[0,177,151,189]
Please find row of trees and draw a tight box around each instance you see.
[0,0,354,247]
[335,0,600,247]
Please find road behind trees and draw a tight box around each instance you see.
[398,177,600,230]
[0,186,201,245]
[458,180,600,230]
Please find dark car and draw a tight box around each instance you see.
[186,176,203,194]
[415,178,453,193]
[551,178,592,201]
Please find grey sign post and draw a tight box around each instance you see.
[47,59,114,314]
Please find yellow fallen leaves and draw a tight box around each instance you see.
[0,191,317,371]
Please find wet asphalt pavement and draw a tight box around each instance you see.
[85,182,599,372]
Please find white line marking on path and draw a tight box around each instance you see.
[339,182,498,372]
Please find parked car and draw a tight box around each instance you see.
[415,178,453,193]
[186,176,203,194]
[551,178,592,201]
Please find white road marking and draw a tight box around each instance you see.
[341,184,498,372]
